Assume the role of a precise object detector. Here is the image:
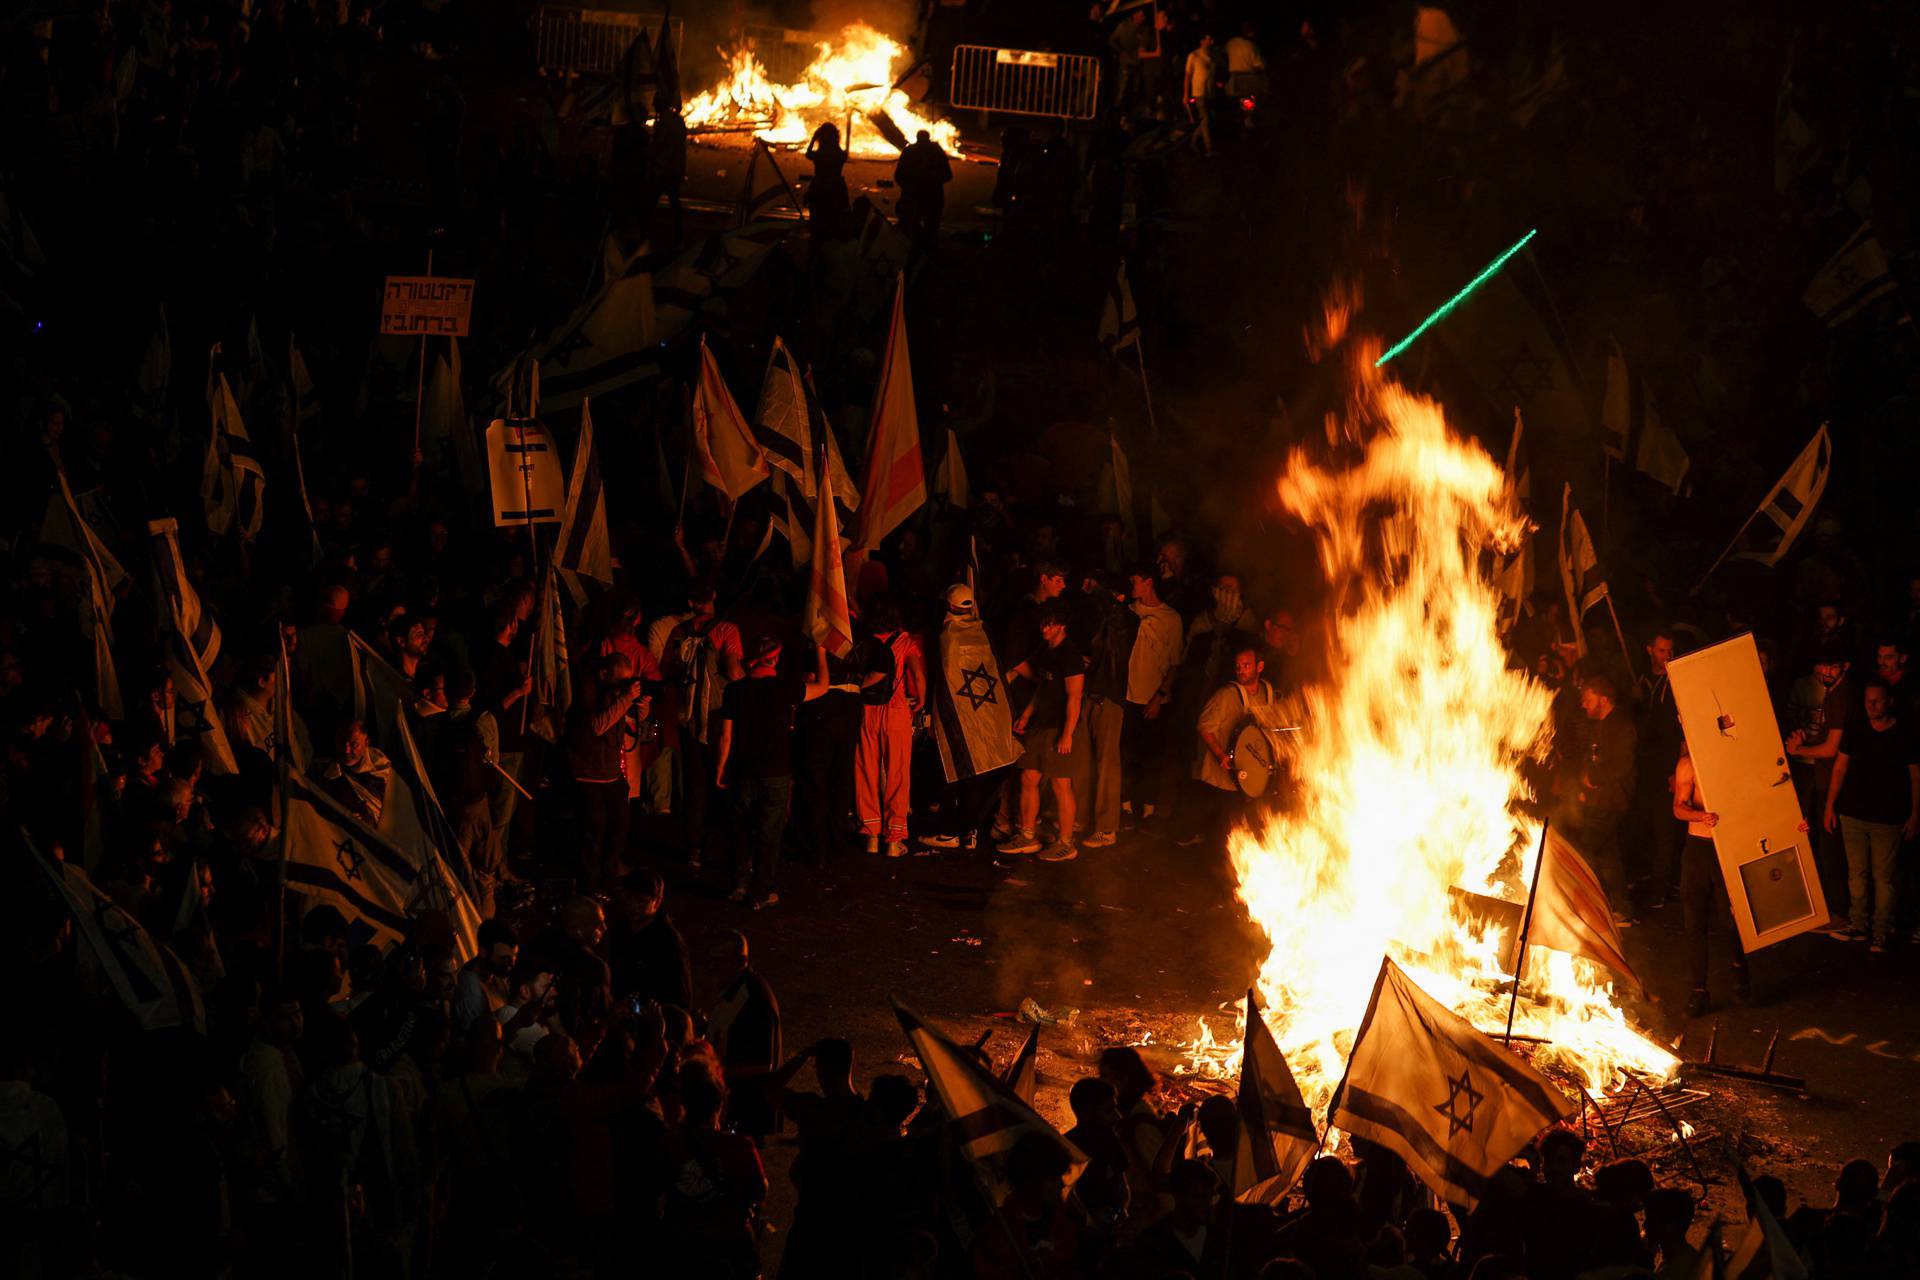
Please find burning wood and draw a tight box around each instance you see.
[1172,296,1678,1131]
[684,23,959,159]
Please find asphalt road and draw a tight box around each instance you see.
[642,811,1920,1259]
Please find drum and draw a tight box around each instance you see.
[1230,718,1283,798]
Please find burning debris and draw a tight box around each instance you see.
[684,23,960,159]
[1173,301,1679,1126]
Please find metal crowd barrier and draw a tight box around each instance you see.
[736,24,836,85]
[949,45,1101,120]
[534,8,683,77]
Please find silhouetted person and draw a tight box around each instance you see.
[894,128,952,245]
[805,122,851,238]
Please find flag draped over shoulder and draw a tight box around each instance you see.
[1556,483,1607,655]
[283,769,421,950]
[1728,425,1832,569]
[1525,827,1644,996]
[1328,958,1574,1208]
[40,467,126,719]
[27,832,204,1032]
[1804,224,1899,328]
[804,461,855,657]
[203,343,267,540]
[892,999,1086,1207]
[694,339,771,502]
[853,275,927,554]
[555,400,614,606]
[930,612,1019,784]
[1601,339,1689,495]
[1234,993,1319,1205]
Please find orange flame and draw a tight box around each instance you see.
[685,23,960,160]
[1185,303,1677,1118]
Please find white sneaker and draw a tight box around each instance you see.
[885,840,907,858]
[920,834,962,849]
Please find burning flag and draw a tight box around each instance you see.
[1328,957,1574,1207]
[1524,826,1644,997]
[1233,993,1319,1205]
[1213,313,1676,1116]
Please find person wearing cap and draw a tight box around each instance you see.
[1001,603,1089,861]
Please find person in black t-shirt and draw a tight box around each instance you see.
[999,604,1088,861]
[715,636,833,908]
[1824,679,1920,949]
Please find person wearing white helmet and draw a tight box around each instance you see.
[923,583,1021,851]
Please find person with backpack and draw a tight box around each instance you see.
[853,594,926,858]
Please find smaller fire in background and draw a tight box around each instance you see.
[684,23,961,160]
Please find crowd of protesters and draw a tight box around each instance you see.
[6,0,1920,1276]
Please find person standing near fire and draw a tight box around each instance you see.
[1190,645,1274,853]
[893,129,952,247]
[1564,672,1638,927]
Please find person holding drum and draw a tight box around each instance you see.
[1188,645,1278,855]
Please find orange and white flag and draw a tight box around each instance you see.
[805,458,854,656]
[1525,826,1644,996]
[853,275,927,553]
[692,339,770,503]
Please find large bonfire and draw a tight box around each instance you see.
[1189,298,1677,1121]
[684,23,961,160]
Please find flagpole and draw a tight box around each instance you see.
[1133,340,1159,440]
[1603,593,1635,684]
[1503,821,1550,1046]
[412,246,433,493]
[1690,513,1754,598]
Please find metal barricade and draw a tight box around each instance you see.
[737,24,836,85]
[949,45,1100,120]
[534,8,682,77]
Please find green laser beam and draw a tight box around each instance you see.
[1375,228,1539,368]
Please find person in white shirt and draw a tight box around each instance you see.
[1184,32,1219,156]
[1125,566,1185,823]
[1224,22,1268,100]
